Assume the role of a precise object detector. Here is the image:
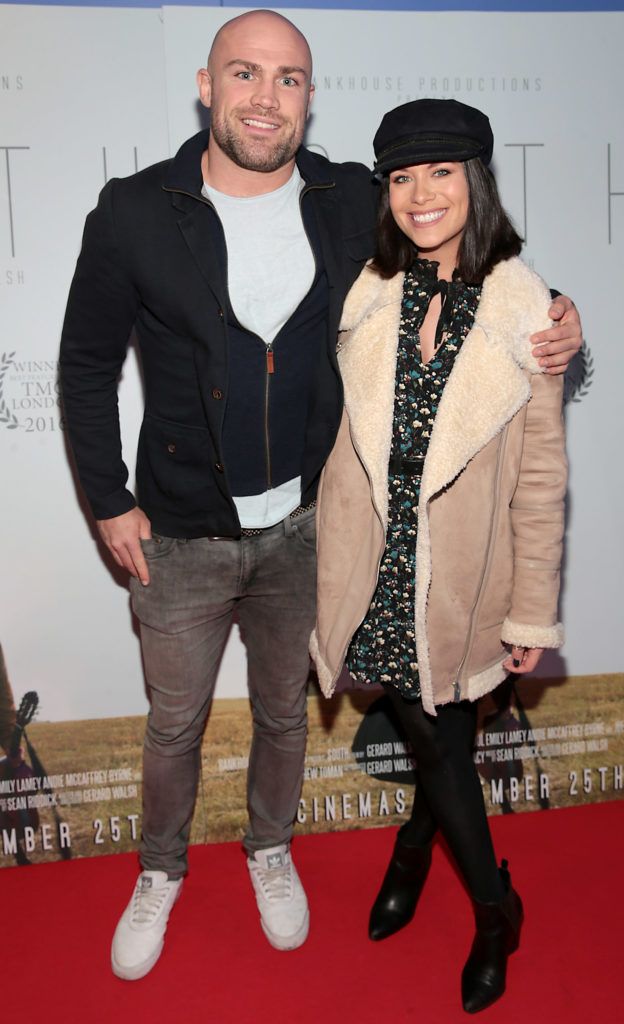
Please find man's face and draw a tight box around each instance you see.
[198,14,314,174]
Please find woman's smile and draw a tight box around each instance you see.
[408,208,448,226]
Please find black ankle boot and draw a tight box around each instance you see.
[461,860,523,1014]
[368,835,432,941]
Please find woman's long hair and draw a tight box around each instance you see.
[371,158,522,283]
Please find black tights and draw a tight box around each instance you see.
[386,687,504,904]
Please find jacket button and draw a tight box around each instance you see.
[212,388,223,400]
[217,308,224,319]
[167,443,176,454]
[215,462,224,473]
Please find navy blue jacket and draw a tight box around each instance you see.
[60,130,377,538]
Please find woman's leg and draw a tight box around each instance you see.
[399,769,437,846]
[386,687,504,904]
[387,689,524,1012]
[368,782,433,940]
[367,698,439,940]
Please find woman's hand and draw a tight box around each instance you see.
[502,646,544,674]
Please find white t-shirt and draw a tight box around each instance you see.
[202,168,316,528]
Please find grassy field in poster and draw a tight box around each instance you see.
[1,674,622,866]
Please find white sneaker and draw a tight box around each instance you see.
[247,844,310,951]
[111,870,182,980]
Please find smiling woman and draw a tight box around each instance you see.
[310,97,567,1014]
[196,9,315,193]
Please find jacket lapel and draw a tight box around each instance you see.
[171,193,229,307]
[305,185,340,291]
[420,256,552,504]
[162,191,228,456]
[419,319,531,507]
[338,271,404,527]
[162,130,229,308]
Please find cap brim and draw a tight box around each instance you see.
[373,137,486,179]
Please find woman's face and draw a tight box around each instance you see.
[388,162,469,270]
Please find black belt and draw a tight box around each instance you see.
[388,454,425,476]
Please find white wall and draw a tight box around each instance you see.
[1,4,622,719]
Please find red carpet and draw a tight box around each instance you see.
[2,801,622,1023]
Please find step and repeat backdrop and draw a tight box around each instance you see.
[1,2,623,866]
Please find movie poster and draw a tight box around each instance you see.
[2,642,622,866]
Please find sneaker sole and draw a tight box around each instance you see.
[111,939,164,981]
[260,908,310,951]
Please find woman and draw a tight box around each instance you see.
[310,99,566,1014]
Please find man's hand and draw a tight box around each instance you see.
[96,507,152,586]
[531,294,582,375]
[502,646,544,674]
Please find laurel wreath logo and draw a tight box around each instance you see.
[563,340,594,405]
[0,351,19,429]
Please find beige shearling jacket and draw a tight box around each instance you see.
[310,257,567,715]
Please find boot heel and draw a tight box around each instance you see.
[461,861,523,1014]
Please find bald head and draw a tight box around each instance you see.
[197,8,315,192]
[207,10,313,81]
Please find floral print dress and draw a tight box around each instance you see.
[345,258,482,700]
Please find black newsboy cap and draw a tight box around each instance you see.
[373,98,494,178]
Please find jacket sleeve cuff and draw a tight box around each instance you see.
[501,617,564,650]
[89,488,137,522]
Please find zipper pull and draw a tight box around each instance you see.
[266,345,275,374]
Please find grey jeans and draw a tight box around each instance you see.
[130,506,317,878]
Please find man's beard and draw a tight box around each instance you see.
[210,110,302,173]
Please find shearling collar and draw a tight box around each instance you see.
[340,257,549,375]
[339,264,404,332]
[337,256,552,528]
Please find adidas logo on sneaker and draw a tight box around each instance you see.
[111,871,183,981]
[247,844,309,951]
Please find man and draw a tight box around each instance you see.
[60,9,581,981]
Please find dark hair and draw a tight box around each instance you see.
[370,158,522,283]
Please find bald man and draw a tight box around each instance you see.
[60,10,582,980]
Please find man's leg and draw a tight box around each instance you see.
[112,534,240,979]
[237,507,317,949]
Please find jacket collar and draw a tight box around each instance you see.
[339,257,547,376]
[161,131,341,336]
[339,257,552,527]
[339,264,403,332]
[162,129,335,199]
[295,144,336,187]
[163,130,209,198]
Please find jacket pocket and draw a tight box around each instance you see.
[139,414,216,509]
